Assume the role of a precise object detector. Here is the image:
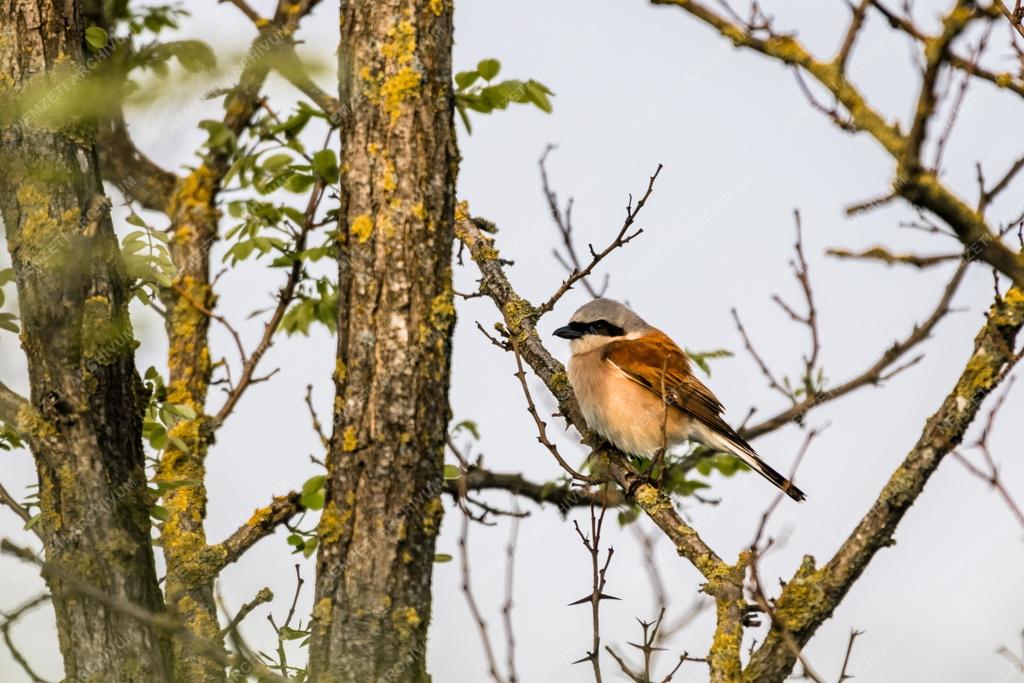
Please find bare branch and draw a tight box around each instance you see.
[652,0,1024,289]
[211,492,304,574]
[0,479,31,528]
[509,336,595,483]
[745,283,1024,680]
[537,164,662,317]
[741,262,966,440]
[459,509,507,683]
[446,467,624,509]
[541,145,609,299]
[825,246,961,269]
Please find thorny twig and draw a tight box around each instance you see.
[537,164,662,317]
[509,336,595,483]
[837,629,865,682]
[571,501,616,683]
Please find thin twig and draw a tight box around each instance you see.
[537,164,662,316]
[459,508,507,683]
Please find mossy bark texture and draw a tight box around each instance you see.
[0,0,173,680]
[308,1,458,681]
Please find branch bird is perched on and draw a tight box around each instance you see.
[554,298,806,502]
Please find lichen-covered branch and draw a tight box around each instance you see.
[742,285,1024,682]
[650,0,1024,290]
[154,2,321,680]
[456,216,728,582]
[210,492,304,574]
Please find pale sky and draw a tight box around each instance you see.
[2,1,1024,682]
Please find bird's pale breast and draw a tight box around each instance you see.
[568,350,691,456]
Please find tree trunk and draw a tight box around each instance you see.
[0,0,174,680]
[308,1,458,680]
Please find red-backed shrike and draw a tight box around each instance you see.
[554,298,805,502]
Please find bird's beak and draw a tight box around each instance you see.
[553,325,582,340]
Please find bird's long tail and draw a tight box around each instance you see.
[697,424,806,502]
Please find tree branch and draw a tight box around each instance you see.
[457,214,728,582]
[0,379,28,427]
[651,0,1024,290]
[449,467,625,509]
[740,262,966,440]
[96,115,179,213]
[743,284,1024,682]
[209,492,303,575]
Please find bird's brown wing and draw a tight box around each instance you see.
[601,330,732,434]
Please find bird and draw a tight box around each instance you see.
[553,298,806,502]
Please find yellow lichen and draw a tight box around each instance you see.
[380,67,422,124]
[429,0,444,15]
[313,597,333,629]
[421,497,443,537]
[430,285,455,330]
[350,214,374,243]
[411,202,426,220]
[382,21,417,65]
[318,500,353,544]
[334,359,347,382]
[455,200,470,222]
[342,425,358,451]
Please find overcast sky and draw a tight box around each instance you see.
[3,1,1024,682]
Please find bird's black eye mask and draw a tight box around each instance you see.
[554,319,625,339]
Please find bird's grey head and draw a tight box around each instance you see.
[553,298,649,353]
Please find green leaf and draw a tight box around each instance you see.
[433,553,453,563]
[477,59,500,81]
[452,419,480,440]
[454,70,479,89]
[85,26,108,50]
[300,475,326,510]
[312,149,338,183]
[524,80,553,113]
[443,464,461,481]
[150,505,169,521]
[0,313,20,334]
[171,40,216,72]
[285,173,316,193]
[262,153,293,171]
[198,119,234,151]
[302,536,318,557]
[279,626,309,640]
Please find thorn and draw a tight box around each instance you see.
[568,592,621,606]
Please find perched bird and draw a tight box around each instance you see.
[554,298,805,502]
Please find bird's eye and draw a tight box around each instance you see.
[587,320,624,337]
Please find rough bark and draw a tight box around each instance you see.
[0,0,174,680]
[154,4,318,679]
[308,1,458,680]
